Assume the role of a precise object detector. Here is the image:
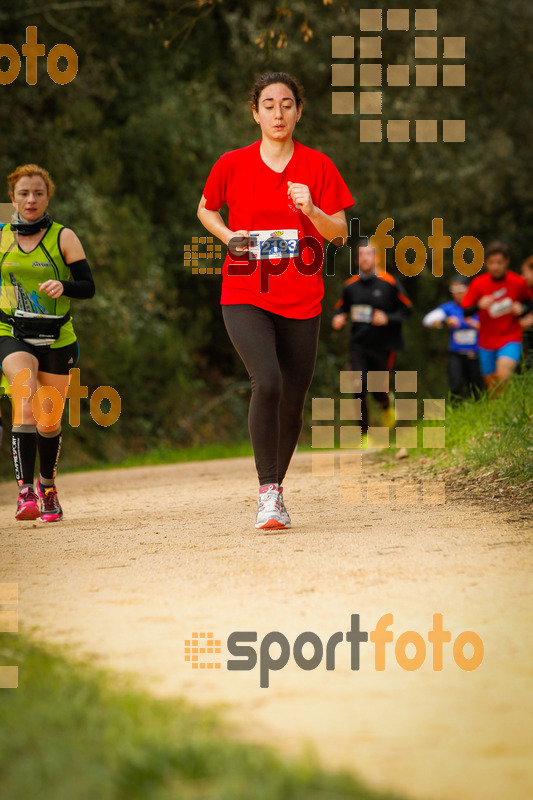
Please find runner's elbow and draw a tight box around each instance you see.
[197,197,207,220]
[336,221,348,244]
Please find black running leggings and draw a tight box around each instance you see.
[447,351,484,399]
[222,304,320,485]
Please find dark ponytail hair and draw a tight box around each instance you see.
[250,72,304,110]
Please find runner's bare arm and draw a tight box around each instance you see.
[60,227,86,263]
[332,312,347,330]
[445,316,460,328]
[197,195,249,251]
[286,182,347,244]
[477,294,494,310]
[308,208,347,245]
[372,309,389,326]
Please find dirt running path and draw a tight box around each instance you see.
[1,453,532,800]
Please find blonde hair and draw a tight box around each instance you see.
[7,164,56,197]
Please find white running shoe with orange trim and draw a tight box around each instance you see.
[278,486,291,528]
[255,484,284,530]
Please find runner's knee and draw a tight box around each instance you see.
[251,370,282,405]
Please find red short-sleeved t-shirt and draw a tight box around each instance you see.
[461,270,533,349]
[202,139,354,318]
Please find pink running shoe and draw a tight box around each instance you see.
[37,481,63,523]
[15,488,40,521]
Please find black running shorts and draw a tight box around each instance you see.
[0,336,79,375]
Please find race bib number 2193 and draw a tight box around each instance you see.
[248,229,299,261]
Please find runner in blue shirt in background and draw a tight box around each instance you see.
[423,276,484,400]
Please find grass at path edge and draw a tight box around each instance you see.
[0,632,412,800]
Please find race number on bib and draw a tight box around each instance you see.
[248,229,299,261]
[350,304,373,323]
[453,328,478,346]
[488,297,513,318]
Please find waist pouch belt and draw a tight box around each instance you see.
[0,309,71,344]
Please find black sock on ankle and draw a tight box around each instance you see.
[37,427,62,483]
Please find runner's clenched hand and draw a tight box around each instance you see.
[287,181,313,215]
[227,230,250,255]
[39,280,64,299]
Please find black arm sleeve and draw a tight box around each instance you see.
[60,259,96,299]
[462,303,479,316]
[386,278,413,324]
[387,306,412,324]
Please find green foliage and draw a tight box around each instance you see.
[392,368,533,483]
[0,632,410,800]
[437,368,533,481]
[0,0,531,469]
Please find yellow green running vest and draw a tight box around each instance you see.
[0,221,76,348]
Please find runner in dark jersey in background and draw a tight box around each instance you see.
[198,73,354,530]
[332,244,412,434]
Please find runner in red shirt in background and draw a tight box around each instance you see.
[198,72,354,530]
[461,241,533,394]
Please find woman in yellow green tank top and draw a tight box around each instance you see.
[0,164,95,522]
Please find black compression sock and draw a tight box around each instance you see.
[37,428,62,482]
[11,425,37,487]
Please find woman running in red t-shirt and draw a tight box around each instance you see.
[198,72,354,530]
